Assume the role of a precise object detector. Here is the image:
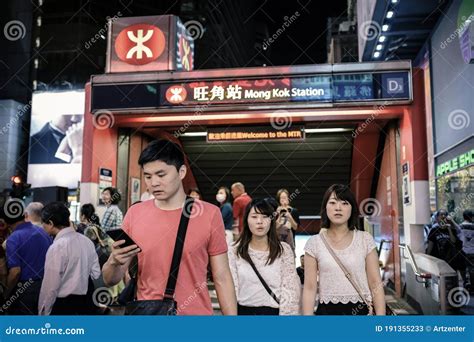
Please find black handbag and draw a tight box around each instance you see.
[124,197,194,315]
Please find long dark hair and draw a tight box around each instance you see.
[320,184,360,230]
[236,198,283,265]
[80,203,101,226]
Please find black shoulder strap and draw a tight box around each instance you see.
[163,196,195,299]
[247,256,280,305]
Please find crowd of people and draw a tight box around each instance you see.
[424,208,474,291]
[10,139,474,315]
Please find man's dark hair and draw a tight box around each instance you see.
[138,140,185,171]
[0,199,25,225]
[463,209,473,223]
[41,202,70,228]
[102,187,121,205]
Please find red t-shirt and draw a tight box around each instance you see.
[232,193,252,233]
[122,199,227,315]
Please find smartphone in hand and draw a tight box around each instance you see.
[105,229,140,250]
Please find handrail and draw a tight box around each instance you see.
[399,244,431,283]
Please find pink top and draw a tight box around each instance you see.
[304,229,376,304]
[123,199,227,315]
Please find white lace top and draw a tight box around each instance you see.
[228,242,301,315]
[304,229,377,304]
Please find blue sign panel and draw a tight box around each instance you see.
[333,73,373,101]
[380,72,410,99]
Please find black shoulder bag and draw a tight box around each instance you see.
[124,197,194,315]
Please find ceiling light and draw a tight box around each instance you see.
[382,24,389,31]
[386,11,394,19]
[181,132,208,137]
[376,44,383,51]
[379,36,386,42]
[373,51,381,58]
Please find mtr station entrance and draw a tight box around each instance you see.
[80,60,431,301]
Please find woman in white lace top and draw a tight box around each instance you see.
[302,184,386,315]
[228,198,301,315]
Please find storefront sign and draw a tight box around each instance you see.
[436,149,474,176]
[207,126,305,143]
[106,15,194,73]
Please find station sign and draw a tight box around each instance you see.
[207,126,305,143]
[91,71,411,112]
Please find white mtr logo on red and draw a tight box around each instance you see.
[115,23,166,65]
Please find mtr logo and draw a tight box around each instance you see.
[115,24,166,65]
[165,86,187,104]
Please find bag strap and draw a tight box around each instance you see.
[247,256,280,305]
[163,196,194,299]
[319,231,373,312]
[131,197,194,301]
[91,225,105,247]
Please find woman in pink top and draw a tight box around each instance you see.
[302,184,386,315]
[228,198,300,315]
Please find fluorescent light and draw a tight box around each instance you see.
[376,44,383,51]
[386,11,394,19]
[379,35,386,42]
[181,132,207,137]
[373,51,381,58]
[382,24,389,31]
[304,128,353,133]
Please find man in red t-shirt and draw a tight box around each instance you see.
[231,182,252,240]
[103,140,237,315]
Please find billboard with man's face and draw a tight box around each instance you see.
[28,91,85,189]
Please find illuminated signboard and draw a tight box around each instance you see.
[106,15,194,73]
[207,126,305,143]
[436,149,474,177]
[91,71,410,111]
